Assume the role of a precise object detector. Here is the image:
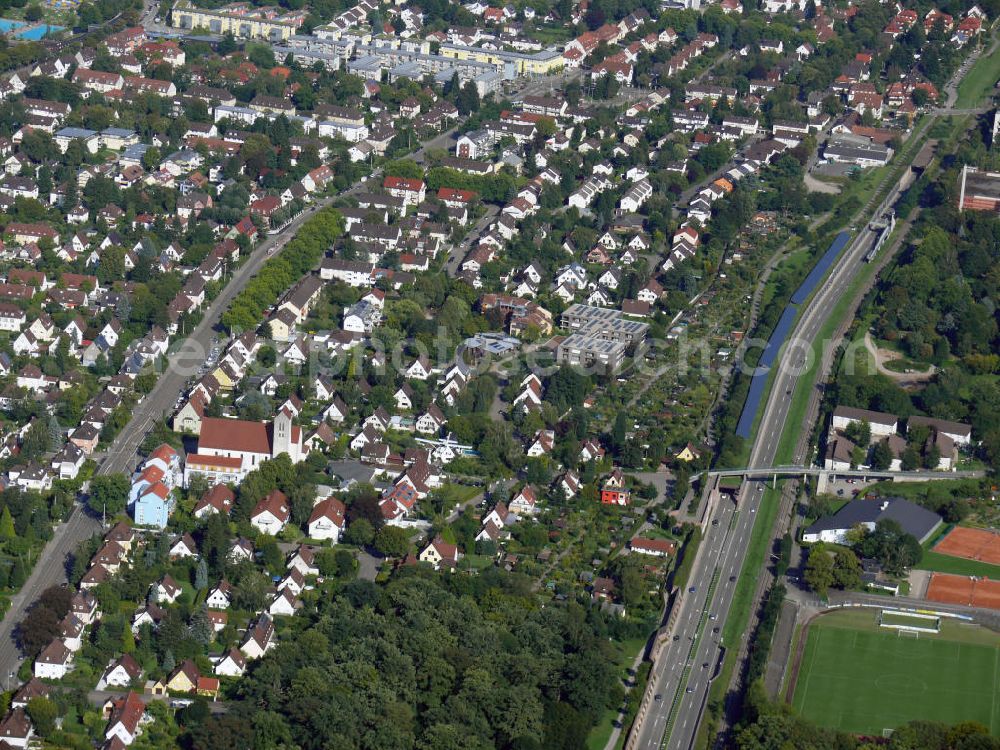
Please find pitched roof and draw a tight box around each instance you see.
[107,692,146,735]
[194,484,235,515]
[198,416,271,454]
[251,489,290,523]
[308,496,345,527]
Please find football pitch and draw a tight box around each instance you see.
[790,609,1000,736]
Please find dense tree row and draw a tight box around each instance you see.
[222,208,344,332]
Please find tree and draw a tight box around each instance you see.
[870,439,892,471]
[162,649,175,674]
[20,420,48,461]
[26,697,57,737]
[89,474,130,517]
[831,549,862,590]
[10,559,25,588]
[231,568,270,612]
[901,445,921,471]
[344,518,375,547]
[611,412,627,454]
[24,4,43,21]
[925,441,941,469]
[619,566,645,607]
[374,526,410,558]
[195,558,208,591]
[803,544,834,597]
[190,607,213,646]
[191,715,254,750]
[457,81,480,116]
[0,507,14,540]
[141,147,161,172]
[17,585,72,657]
[853,519,923,575]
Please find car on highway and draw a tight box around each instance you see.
[673,634,680,641]
[654,694,663,701]
[709,614,717,620]
[702,662,709,669]
[729,575,737,582]
[685,687,693,693]
[688,586,696,592]
[712,627,720,634]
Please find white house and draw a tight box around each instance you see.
[249,489,290,535]
[206,581,232,610]
[34,640,72,679]
[307,496,346,542]
[831,406,898,438]
[214,648,246,677]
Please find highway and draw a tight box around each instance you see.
[633,488,764,750]
[630,109,942,750]
[638,45,998,748]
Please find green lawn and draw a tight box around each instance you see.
[956,40,1000,109]
[916,550,1000,578]
[791,609,1000,735]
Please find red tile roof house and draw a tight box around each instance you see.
[104,692,148,746]
[418,536,461,570]
[383,176,426,206]
[250,195,282,220]
[250,489,290,535]
[0,707,33,748]
[629,537,677,557]
[307,496,346,541]
[193,483,235,518]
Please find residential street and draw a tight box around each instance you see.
[0,135,460,681]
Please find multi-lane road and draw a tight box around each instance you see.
[633,487,764,750]
[0,56,578,682]
[632,113,945,750]
[0,183,342,683]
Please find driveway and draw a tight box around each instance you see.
[356,550,382,581]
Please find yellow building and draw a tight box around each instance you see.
[210,364,236,391]
[166,661,199,693]
[171,1,300,41]
[675,443,702,462]
[439,44,564,76]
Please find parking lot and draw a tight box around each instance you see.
[823,476,880,499]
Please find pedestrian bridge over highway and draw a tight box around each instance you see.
[694,466,984,495]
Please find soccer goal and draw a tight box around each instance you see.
[878,609,941,634]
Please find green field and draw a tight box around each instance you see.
[792,609,1000,735]
[917,549,1000,578]
[956,40,1000,109]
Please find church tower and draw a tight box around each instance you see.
[272,409,293,459]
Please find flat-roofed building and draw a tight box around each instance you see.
[557,334,627,374]
[560,303,649,345]
[171,0,304,41]
[958,165,1000,213]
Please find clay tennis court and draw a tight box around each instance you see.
[934,527,1000,565]
[926,573,1000,610]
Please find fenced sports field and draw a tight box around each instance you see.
[790,609,1000,736]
